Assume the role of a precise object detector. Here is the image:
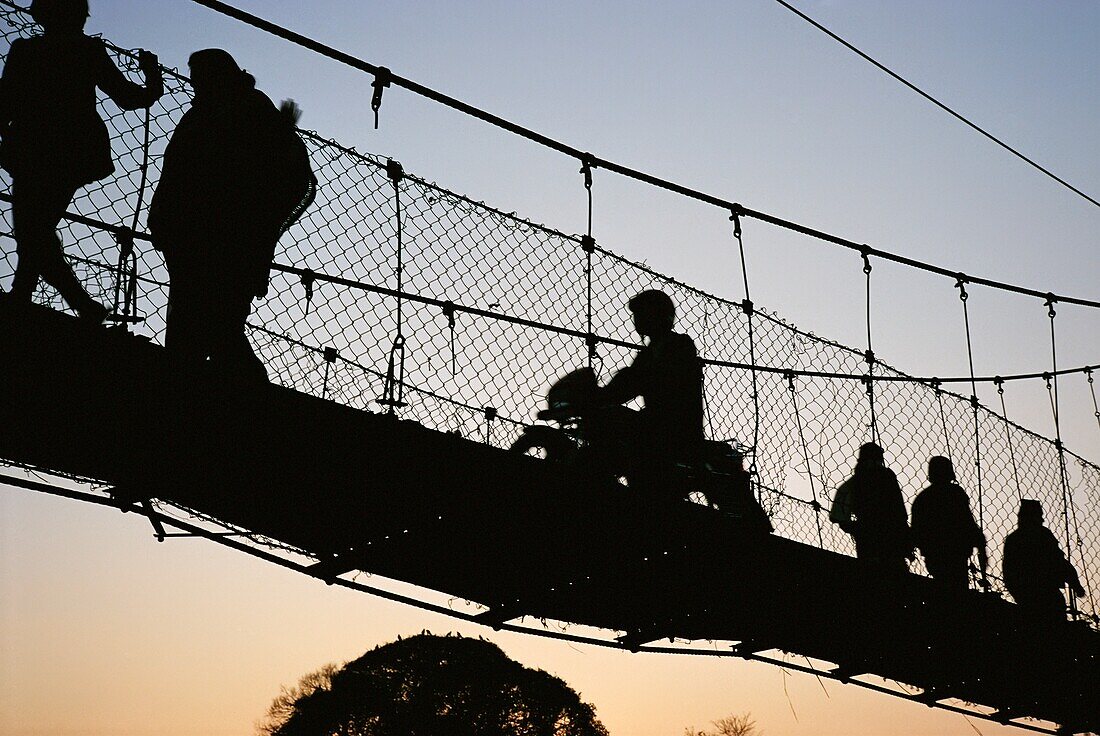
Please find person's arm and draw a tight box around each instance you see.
[888,471,915,560]
[601,361,642,406]
[95,41,163,111]
[1060,546,1086,598]
[0,38,26,132]
[962,489,988,577]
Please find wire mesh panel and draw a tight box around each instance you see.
[0,4,1096,622]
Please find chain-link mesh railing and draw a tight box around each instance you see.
[1,5,1096,623]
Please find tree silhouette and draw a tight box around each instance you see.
[683,712,759,736]
[258,633,609,736]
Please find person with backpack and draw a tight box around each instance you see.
[1003,499,1085,624]
[149,48,314,381]
[0,0,162,322]
[830,442,913,574]
[910,456,987,590]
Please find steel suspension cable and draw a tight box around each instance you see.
[1044,297,1076,615]
[174,0,1100,310]
[379,159,407,412]
[787,372,824,547]
[861,250,878,443]
[933,380,955,460]
[580,155,597,373]
[1088,368,1100,440]
[994,378,1024,502]
[770,0,1100,211]
[731,208,761,480]
[956,278,984,531]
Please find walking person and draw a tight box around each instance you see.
[910,456,987,590]
[0,0,162,320]
[830,442,913,574]
[148,49,313,380]
[1003,499,1085,624]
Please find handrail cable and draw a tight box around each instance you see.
[177,0,1100,310]
[0,191,1093,389]
[956,278,984,533]
[770,0,1100,210]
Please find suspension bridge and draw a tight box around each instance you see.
[1,2,1099,733]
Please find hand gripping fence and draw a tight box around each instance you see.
[0,5,1098,626]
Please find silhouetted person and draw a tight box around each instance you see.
[149,49,312,381]
[830,442,912,573]
[0,0,161,321]
[1003,499,1084,625]
[598,289,704,500]
[910,456,987,590]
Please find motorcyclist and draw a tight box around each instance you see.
[598,289,704,500]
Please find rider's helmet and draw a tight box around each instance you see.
[628,289,675,333]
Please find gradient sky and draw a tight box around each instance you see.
[2,1,1099,735]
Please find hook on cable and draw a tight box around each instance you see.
[371,66,392,129]
[579,153,595,190]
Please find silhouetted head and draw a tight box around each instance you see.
[29,0,89,33]
[1018,499,1043,527]
[855,442,884,472]
[928,455,955,485]
[188,49,256,102]
[628,289,675,338]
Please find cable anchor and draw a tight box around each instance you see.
[300,272,316,314]
[110,228,142,324]
[378,334,408,411]
[371,66,391,129]
[386,157,404,185]
[955,274,969,302]
[860,247,873,275]
[730,205,743,239]
[579,153,595,190]
[442,301,457,376]
[483,406,497,445]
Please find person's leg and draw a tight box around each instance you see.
[209,283,266,382]
[10,176,103,318]
[9,176,54,300]
[164,257,212,370]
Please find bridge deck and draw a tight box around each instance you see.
[1,301,1096,732]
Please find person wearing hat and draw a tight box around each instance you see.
[0,0,162,321]
[149,48,312,381]
[910,456,987,590]
[598,289,704,500]
[1003,499,1085,624]
[830,442,912,573]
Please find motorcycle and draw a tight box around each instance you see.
[510,368,772,532]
